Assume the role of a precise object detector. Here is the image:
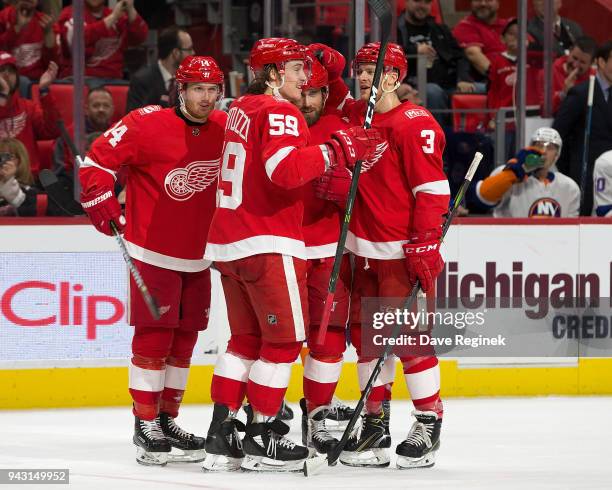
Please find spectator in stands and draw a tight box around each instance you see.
[397,0,475,125]
[52,86,114,190]
[56,0,148,84]
[536,36,596,114]
[475,127,579,217]
[487,19,541,121]
[553,40,612,214]
[0,137,65,216]
[453,0,508,89]
[126,26,194,112]
[0,52,60,177]
[0,0,59,96]
[528,0,583,57]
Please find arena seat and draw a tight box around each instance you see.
[106,84,129,122]
[451,94,488,133]
[36,139,55,171]
[31,84,84,128]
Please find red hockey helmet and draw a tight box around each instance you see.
[302,55,328,90]
[175,56,224,85]
[0,51,17,70]
[249,37,307,74]
[352,42,408,81]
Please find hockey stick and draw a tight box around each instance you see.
[315,0,393,347]
[579,69,596,215]
[304,151,483,476]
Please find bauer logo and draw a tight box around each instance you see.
[164,160,220,201]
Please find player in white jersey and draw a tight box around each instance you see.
[592,150,612,216]
[476,127,580,218]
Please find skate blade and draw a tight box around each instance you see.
[339,448,390,468]
[168,448,206,463]
[396,451,436,469]
[202,453,243,472]
[135,446,169,466]
[240,455,305,473]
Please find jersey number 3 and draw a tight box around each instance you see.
[421,129,435,154]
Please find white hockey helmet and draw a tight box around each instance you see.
[531,127,562,153]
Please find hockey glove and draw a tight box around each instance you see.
[308,43,345,81]
[81,187,125,236]
[313,165,352,207]
[505,147,545,180]
[326,126,383,172]
[403,230,444,293]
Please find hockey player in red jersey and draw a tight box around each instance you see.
[294,54,354,456]
[319,42,450,469]
[79,56,227,467]
[202,38,383,472]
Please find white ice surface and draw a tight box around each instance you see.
[2,397,611,490]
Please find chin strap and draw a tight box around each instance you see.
[373,72,400,109]
[266,73,286,99]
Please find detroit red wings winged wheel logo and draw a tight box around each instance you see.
[360,141,389,173]
[164,160,220,201]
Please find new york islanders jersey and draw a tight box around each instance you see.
[80,105,227,272]
[205,94,329,262]
[477,166,580,217]
[303,110,350,258]
[342,99,450,259]
[593,150,612,217]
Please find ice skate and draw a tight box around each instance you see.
[300,398,339,456]
[339,411,391,468]
[133,416,171,466]
[158,412,206,463]
[202,404,245,471]
[325,396,355,431]
[395,410,441,469]
[241,404,309,472]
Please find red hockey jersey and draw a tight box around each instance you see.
[205,94,329,262]
[56,6,148,79]
[343,99,450,259]
[303,110,350,258]
[80,106,227,272]
[0,6,59,80]
[535,55,591,114]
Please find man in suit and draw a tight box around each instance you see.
[528,0,583,57]
[126,26,194,111]
[553,41,612,214]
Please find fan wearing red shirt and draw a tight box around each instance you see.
[0,52,59,176]
[56,0,148,80]
[0,0,59,81]
[202,38,381,472]
[319,42,450,469]
[79,56,227,467]
[487,19,541,127]
[453,0,508,83]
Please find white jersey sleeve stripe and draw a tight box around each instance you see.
[411,179,450,197]
[264,146,296,181]
[80,155,118,181]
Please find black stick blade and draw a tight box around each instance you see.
[368,0,392,28]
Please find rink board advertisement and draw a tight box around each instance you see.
[1,219,612,367]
